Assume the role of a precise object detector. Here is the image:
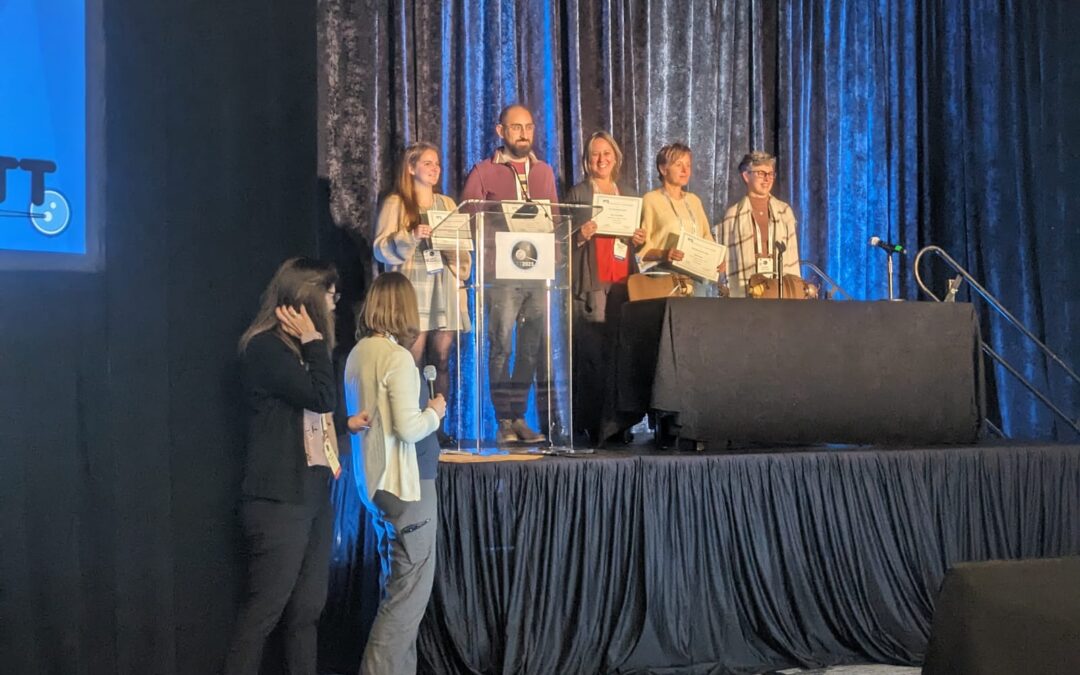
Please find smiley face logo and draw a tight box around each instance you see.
[511,240,538,270]
[29,189,72,236]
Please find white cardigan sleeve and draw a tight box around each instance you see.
[373,195,419,267]
[383,349,440,443]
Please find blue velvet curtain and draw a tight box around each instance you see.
[323,0,1079,445]
[775,0,1079,441]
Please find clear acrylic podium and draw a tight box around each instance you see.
[430,199,601,454]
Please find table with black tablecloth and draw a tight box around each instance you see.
[601,298,985,446]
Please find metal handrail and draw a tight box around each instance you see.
[913,245,1080,435]
[800,261,854,300]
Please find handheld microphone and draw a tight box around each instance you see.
[774,240,787,254]
[422,365,437,400]
[418,212,432,251]
[869,236,906,254]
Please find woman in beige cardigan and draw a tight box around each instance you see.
[344,272,445,674]
[373,142,471,446]
[639,142,724,296]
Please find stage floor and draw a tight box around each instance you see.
[441,433,1074,460]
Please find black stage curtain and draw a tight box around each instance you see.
[0,1,319,673]
[420,445,1080,673]
[607,298,985,446]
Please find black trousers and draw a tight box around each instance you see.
[572,282,629,441]
[223,468,333,675]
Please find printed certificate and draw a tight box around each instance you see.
[591,194,642,237]
[671,232,726,282]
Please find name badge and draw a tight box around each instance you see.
[613,239,628,261]
[423,248,444,274]
[756,256,775,276]
[321,415,342,479]
[323,435,341,479]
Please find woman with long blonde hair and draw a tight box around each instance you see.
[373,142,471,447]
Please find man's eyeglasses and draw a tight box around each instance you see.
[506,123,535,134]
[327,291,341,303]
[748,170,776,180]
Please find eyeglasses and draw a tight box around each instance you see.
[506,123,535,133]
[327,291,341,303]
[748,170,776,180]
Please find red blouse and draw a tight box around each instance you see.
[594,237,630,282]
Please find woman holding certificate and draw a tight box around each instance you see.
[373,142,471,447]
[565,131,645,443]
[639,142,723,296]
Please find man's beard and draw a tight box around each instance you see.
[506,140,532,159]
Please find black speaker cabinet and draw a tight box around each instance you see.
[923,557,1080,674]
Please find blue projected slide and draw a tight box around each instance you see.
[0,0,91,266]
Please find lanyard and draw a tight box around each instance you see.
[663,192,695,234]
[511,158,531,201]
[751,198,774,256]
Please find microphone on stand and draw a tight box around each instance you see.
[869,236,904,300]
[868,236,906,255]
[423,365,438,400]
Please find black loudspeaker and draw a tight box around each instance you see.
[923,557,1080,675]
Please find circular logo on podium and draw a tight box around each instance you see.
[511,240,538,270]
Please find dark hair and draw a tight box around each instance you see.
[238,257,338,354]
[498,103,531,126]
[357,272,420,349]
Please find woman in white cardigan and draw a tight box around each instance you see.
[344,272,445,675]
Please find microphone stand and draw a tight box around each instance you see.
[887,252,895,301]
[774,240,787,300]
[870,236,904,301]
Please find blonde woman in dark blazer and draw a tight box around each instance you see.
[565,131,645,442]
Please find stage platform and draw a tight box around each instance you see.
[321,441,1080,675]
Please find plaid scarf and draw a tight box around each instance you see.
[717,195,801,297]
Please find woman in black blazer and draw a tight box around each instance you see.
[565,132,646,445]
[224,257,365,675]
